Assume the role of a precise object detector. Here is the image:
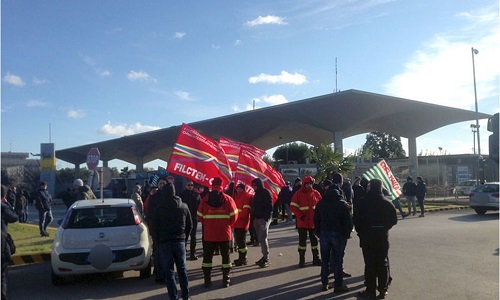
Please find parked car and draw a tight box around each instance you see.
[469,182,499,215]
[51,198,152,285]
[453,180,479,197]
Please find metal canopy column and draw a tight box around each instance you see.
[408,136,419,177]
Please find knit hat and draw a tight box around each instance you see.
[407,176,413,181]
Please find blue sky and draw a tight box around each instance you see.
[1,0,499,170]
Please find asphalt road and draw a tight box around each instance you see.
[7,208,498,300]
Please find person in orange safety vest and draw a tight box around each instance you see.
[197,177,238,288]
[232,183,253,266]
[290,175,322,268]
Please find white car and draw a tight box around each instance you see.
[51,199,152,285]
[469,182,499,215]
[453,180,479,197]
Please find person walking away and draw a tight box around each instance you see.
[178,180,201,260]
[416,176,427,217]
[352,176,366,208]
[278,181,293,224]
[353,179,398,299]
[314,187,352,293]
[152,182,192,300]
[232,183,252,266]
[250,177,274,268]
[197,177,238,288]
[2,185,19,300]
[130,184,144,216]
[35,182,53,237]
[291,176,322,268]
[402,176,417,216]
[14,188,27,223]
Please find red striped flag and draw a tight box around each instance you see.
[167,123,232,188]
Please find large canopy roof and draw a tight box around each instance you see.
[56,89,491,166]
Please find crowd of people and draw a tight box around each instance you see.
[139,172,428,300]
[1,172,427,300]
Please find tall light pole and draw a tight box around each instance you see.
[470,124,478,154]
[471,47,481,185]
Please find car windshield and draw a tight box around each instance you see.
[66,206,136,229]
[473,184,499,193]
[459,181,476,186]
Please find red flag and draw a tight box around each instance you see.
[219,137,266,177]
[235,149,285,204]
[167,123,232,188]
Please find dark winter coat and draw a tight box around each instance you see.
[251,178,273,221]
[179,189,201,221]
[314,188,353,239]
[151,184,192,244]
[353,190,397,248]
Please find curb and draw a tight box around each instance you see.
[11,252,51,266]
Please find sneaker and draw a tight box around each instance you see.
[321,284,329,291]
[258,259,270,268]
[255,257,264,265]
[270,219,278,226]
[419,214,425,217]
[378,291,388,299]
[358,290,377,299]
[253,241,260,246]
[333,285,348,293]
[189,255,198,261]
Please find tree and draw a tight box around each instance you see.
[272,142,310,164]
[306,144,355,181]
[362,132,406,159]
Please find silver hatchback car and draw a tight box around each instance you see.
[51,199,153,285]
[469,182,499,215]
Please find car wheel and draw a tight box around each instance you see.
[474,208,487,215]
[140,259,152,279]
[51,270,65,286]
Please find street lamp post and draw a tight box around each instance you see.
[470,124,478,154]
[471,47,481,185]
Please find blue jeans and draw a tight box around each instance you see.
[406,195,417,215]
[320,231,346,287]
[253,218,271,260]
[157,241,189,300]
[37,209,53,234]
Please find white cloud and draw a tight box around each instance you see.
[99,70,111,77]
[127,70,157,82]
[27,100,48,108]
[32,77,49,85]
[249,71,308,85]
[245,15,288,27]
[173,32,186,39]
[175,90,192,101]
[384,6,499,110]
[67,109,86,119]
[234,40,242,47]
[211,44,220,50]
[247,94,288,110]
[98,121,161,136]
[3,73,25,87]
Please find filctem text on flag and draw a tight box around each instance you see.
[173,163,207,182]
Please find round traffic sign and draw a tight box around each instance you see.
[86,148,100,170]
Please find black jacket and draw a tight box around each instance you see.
[353,190,397,246]
[314,188,353,239]
[152,186,192,244]
[402,181,417,196]
[178,189,201,221]
[251,178,273,221]
[416,181,427,199]
[2,201,18,263]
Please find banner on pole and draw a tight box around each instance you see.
[362,160,402,200]
[167,123,232,188]
[235,149,285,204]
